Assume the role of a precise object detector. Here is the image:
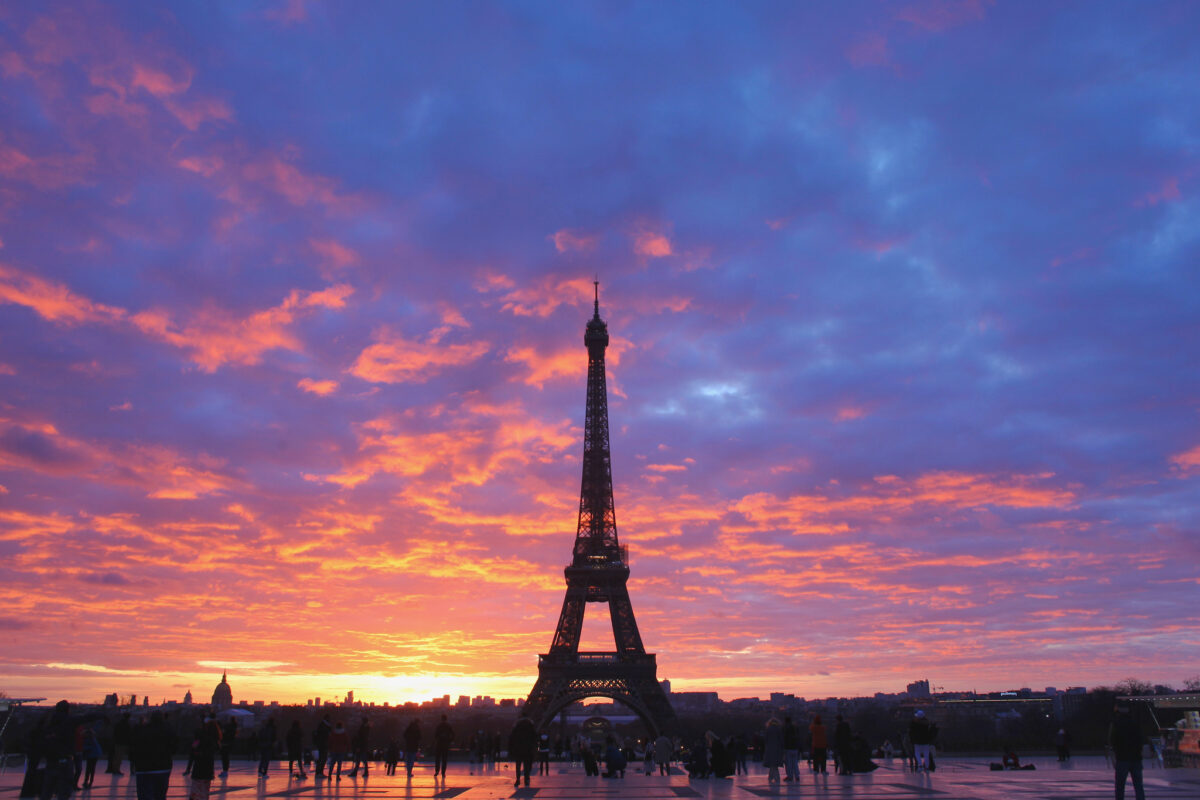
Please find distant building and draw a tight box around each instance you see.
[142,696,149,707]
[906,680,931,698]
[103,693,118,707]
[212,671,233,710]
[184,690,193,705]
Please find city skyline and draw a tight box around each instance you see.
[2,3,1199,706]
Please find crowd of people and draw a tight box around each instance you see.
[15,700,1151,800]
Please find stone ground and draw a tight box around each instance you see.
[3,757,1199,800]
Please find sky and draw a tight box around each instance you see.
[1,1,1199,707]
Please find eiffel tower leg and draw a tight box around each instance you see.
[549,587,587,652]
[607,585,645,654]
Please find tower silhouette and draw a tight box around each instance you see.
[523,283,677,736]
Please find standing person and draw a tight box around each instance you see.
[910,710,934,773]
[782,716,800,782]
[346,719,371,778]
[1109,705,1145,800]
[762,717,783,784]
[733,734,748,776]
[1055,728,1072,762]
[39,701,80,800]
[256,718,276,779]
[433,715,453,779]
[81,726,103,789]
[107,714,132,776]
[218,718,236,778]
[313,715,331,780]
[833,715,852,776]
[642,739,654,775]
[808,715,828,775]
[538,735,551,776]
[328,722,349,781]
[402,718,420,778]
[189,714,221,800]
[285,721,307,779]
[508,713,538,788]
[131,713,177,800]
[653,733,673,775]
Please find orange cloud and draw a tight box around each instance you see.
[297,377,338,396]
[550,229,598,253]
[646,463,687,473]
[633,230,673,258]
[504,346,579,388]
[0,264,126,325]
[132,284,353,372]
[835,406,867,422]
[349,328,489,384]
[494,276,595,317]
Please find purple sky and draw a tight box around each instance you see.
[1,1,1198,705]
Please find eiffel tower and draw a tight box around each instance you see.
[523,282,678,737]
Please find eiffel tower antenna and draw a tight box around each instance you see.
[523,284,677,737]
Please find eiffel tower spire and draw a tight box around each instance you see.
[574,280,620,565]
[522,283,677,736]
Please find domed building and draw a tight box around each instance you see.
[211,671,232,710]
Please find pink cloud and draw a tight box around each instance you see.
[264,0,310,26]
[1170,444,1200,473]
[1134,177,1182,207]
[310,238,360,269]
[550,229,599,253]
[0,143,93,190]
[896,1,991,32]
[846,32,891,68]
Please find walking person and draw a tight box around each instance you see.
[1109,705,1146,800]
[762,717,783,784]
[538,735,551,776]
[256,718,276,779]
[402,718,420,777]
[782,716,800,782]
[285,721,307,779]
[347,719,371,778]
[433,715,453,779]
[910,710,934,773]
[328,722,349,780]
[809,715,828,775]
[654,733,673,775]
[218,718,236,778]
[188,714,221,800]
[508,713,538,788]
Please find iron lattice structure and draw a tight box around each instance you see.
[523,284,678,737]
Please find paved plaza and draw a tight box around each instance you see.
[4,757,1199,800]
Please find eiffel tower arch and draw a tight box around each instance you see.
[523,283,678,738]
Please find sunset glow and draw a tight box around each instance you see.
[2,2,1199,706]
